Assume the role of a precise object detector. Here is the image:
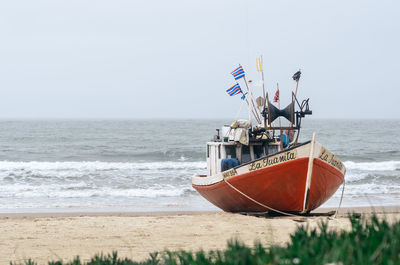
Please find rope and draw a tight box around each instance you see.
[234,98,246,120]
[224,175,346,219]
[223,178,300,217]
[330,179,346,220]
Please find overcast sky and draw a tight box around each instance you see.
[0,0,399,119]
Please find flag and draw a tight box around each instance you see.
[231,66,245,80]
[226,84,242,96]
[241,92,248,100]
[256,57,263,72]
[292,70,301,81]
[273,88,279,103]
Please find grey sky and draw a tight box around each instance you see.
[0,0,399,119]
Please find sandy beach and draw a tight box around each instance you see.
[1,206,399,264]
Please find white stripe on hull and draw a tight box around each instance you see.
[192,141,345,186]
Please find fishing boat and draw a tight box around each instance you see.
[192,62,345,214]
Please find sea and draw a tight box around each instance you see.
[0,119,399,213]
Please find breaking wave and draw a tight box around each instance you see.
[0,160,206,171]
[0,160,206,211]
[344,160,400,171]
[323,160,400,208]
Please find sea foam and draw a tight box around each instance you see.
[344,160,400,171]
[0,160,206,171]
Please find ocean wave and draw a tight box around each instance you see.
[0,160,207,171]
[0,184,188,199]
[0,160,203,204]
[344,160,400,171]
[347,172,400,184]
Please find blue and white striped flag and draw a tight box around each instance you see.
[231,66,245,80]
[226,83,242,96]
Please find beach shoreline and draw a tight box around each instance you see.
[2,206,399,264]
[1,205,399,219]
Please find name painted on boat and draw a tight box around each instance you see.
[222,168,238,179]
[248,150,297,172]
[318,148,344,172]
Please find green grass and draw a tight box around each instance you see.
[11,214,400,265]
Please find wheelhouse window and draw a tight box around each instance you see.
[207,145,210,158]
[254,145,264,159]
[268,145,279,155]
[225,145,236,158]
[242,145,251,163]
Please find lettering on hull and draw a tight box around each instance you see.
[248,150,298,172]
[318,148,344,172]
[222,168,238,179]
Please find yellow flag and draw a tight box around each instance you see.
[256,57,263,72]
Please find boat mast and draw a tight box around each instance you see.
[275,83,283,150]
[241,65,262,125]
[257,56,268,129]
[290,70,302,140]
[293,69,301,97]
[240,90,258,127]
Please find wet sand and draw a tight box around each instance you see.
[1,206,399,264]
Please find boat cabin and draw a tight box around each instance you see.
[206,131,281,176]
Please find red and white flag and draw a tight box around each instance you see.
[273,88,279,103]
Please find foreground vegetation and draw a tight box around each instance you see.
[12,215,400,265]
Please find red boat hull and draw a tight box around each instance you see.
[192,142,345,213]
